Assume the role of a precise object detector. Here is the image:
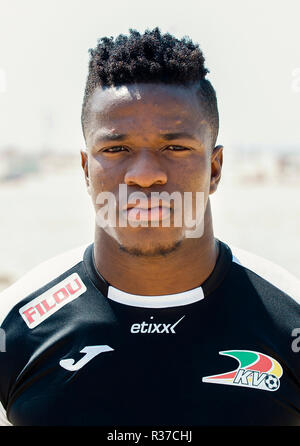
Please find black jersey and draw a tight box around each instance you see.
[0,240,299,426]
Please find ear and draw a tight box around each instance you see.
[209,145,223,195]
[80,150,91,195]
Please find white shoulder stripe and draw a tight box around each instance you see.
[0,243,90,326]
[231,246,300,305]
[0,401,12,426]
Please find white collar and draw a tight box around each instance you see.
[107,285,205,308]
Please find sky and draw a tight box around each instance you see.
[0,0,299,153]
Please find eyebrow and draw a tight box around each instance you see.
[160,132,197,141]
[96,133,127,143]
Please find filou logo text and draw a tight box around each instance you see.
[19,273,87,328]
[130,315,185,334]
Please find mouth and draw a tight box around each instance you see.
[122,199,172,223]
[126,206,171,222]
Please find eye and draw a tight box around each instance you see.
[103,146,129,153]
[166,145,189,152]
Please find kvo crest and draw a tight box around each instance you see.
[202,350,283,392]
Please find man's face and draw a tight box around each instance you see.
[81,83,222,256]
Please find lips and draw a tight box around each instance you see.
[124,198,172,211]
[122,198,172,222]
[126,206,171,222]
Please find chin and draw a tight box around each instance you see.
[118,241,183,257]
[118,228,184,257]
[100,223,186,257]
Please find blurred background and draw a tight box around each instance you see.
[0,0,299,291]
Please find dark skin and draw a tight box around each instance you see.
[81,83,223,295]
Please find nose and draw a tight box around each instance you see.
[124,150,168,188]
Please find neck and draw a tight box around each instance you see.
[93,200,218,296]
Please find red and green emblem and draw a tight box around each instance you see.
[202,350,282,391]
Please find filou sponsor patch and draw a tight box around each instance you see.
[19,273,86,328]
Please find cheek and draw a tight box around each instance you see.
[88,157,126,211]
[89,157,116,193]
[180,155,211,194]
[88,160,104,198]
[178,158,211,218]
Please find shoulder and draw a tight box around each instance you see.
[0,243,91,425]
[229,244,300,305]
[0,243,90,326]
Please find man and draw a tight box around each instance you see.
[0,28,299,426]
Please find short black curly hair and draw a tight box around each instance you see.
[82,28,219,145]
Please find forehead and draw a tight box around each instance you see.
[85,83,209,139]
